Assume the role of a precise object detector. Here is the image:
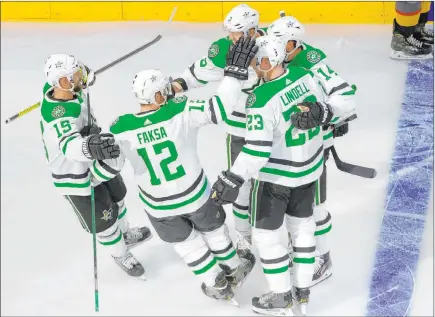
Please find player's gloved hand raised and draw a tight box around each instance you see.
[82,65,96,88]
[224,36,259,80]
[333,122,349,138]
[82,133,120,160]
[211,170,244,205]
[291,102,333,130]
[80,124,101,137]
[171,77,188,93]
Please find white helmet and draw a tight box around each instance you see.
[223,4,259,36]
[132,69,172,105]
[267,16,305,55]
[44,53,82,91]
[255,35,287,70]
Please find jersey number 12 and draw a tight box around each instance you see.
[137,140,186,186]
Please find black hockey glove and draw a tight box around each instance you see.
[82,65,96,88]
[224,36,259,80]
[80,124,101,137]
[82,133,120,160]
[211,170,244,205]
[291,102,334,130]
[171,77,188,93]
[333,122,349,138]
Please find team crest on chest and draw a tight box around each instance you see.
[208,44,219,58]
[51,105,66,118]
[307,51,321,64]
[246,93,256,107]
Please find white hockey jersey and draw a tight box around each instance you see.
[39,83,95,196]
[177,31,267,137]
[91,77,242,218]
[283,42,357,149]
[231,66,354,188]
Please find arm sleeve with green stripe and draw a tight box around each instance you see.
[90,140,126,182]
[178,56,224,90]
[230,103,275,181]
[186,76,242,127]
[311,60,356,120]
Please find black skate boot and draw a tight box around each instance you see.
[292,287,310,316]
[390,19,433,60]
[201,271,238,306]
[123,226,152,249]
[112,250,146,280]
[252,290,293,316]
[221,255,255,290]
[416,23,434,45]
[311,251,333,287]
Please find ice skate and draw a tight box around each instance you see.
[235,231,254,264]
[222,254,255,290]
[390,20,433,60]
[201,271,238,306]
[123,226,152,249]
[416,23,434,45]
[291,287,310,316]
[112,251,146,280]
[252,290,293,316]
[311,252,333,287]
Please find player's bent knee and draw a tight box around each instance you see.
[191,200,226,233]
[147,213,193,243]
[253,228,281,247]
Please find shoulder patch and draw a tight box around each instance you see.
[306,51,321,64]
[246,93,256,108]
[51,105,66,118]
[172,95,188,104]
[208,44,220,58]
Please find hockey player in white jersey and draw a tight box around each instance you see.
[210,36,355,315]
[93,37,259,302]
[267,15,357,287]
[170,4,266,258]
[40,54,151,279]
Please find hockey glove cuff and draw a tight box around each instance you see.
[333,122,349,138]
[211,170,244,205]
[291,102,334,130]
[80,124,102,137]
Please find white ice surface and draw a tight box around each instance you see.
[1,22,431,316]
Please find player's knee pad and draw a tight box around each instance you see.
[201,224,231,248]
[173,229,207,260]
[287,216,316,246]
[253,228,284,256]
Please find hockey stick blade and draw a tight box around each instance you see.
[330,147,377,179]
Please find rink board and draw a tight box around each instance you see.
[0,1,402,23]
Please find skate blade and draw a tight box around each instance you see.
[311,268,333,287]
[291,303,307,316]
[228,297,239,307]
[390,50,433,60]
[252,306,294,316]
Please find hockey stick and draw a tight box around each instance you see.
[330,146,377,178]
[86,90,99,312]
[4,35,162,124]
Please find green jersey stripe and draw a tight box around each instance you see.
[260,157,324,178]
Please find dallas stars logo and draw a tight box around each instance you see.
[51,106,65,118]
[246,93,256,107]
[243,12,249,17]
[150,75,157,82]
[55,61,63,68]
[260,40,268,47]
[101,209,113,222]
[208,44,219,58]
[307,51,321,64]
